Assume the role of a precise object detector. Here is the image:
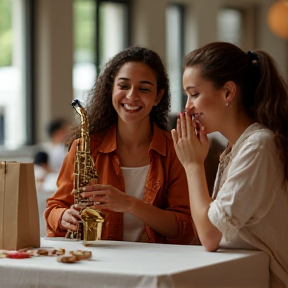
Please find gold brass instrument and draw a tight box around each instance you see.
[65,99,104,243]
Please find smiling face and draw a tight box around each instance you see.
[112,62,163,126]
[183,66,227,134]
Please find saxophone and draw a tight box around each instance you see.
[65,99,104,243]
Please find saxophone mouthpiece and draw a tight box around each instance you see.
[71,99,86,117]
[72,99,84,110]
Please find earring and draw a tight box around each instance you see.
[226,102,229,107]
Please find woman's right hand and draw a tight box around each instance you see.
[60,205,81,231]
[171,112,209,169]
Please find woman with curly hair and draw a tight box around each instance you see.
[172,42,288,286]
[45,46,199,245]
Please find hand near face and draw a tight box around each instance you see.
[60,205,82,232]
[81,184,134,213]
[171,112,209,169]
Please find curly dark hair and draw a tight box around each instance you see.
[184,42,288,181]
[67,46,171,147]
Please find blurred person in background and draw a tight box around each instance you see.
[41,118,70,173]
[34,118,69,193]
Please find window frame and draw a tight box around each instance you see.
[25,0,36,145]
[166,3,185,113]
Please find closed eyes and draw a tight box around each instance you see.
[185,92,199,98]
[118,84,150,92]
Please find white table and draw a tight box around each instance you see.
[0,237,269,288]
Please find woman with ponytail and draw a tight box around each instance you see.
[172,42,288,287]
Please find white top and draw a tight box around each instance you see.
[40,142,67,173]
[208,123,288,287]
[121,165,150,241]
[34,165,58,193]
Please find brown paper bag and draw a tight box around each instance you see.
[0,161,40,250]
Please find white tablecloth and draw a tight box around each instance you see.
[0,237,269,288]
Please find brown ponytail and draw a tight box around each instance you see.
[253,50,288,181]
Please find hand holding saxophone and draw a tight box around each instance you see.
[60,205,82,232]
[81,184,134,213]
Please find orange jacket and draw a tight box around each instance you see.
[45,124,199,244]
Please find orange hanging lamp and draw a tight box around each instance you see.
[267,0,288,39]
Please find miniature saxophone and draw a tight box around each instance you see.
[65,99,104,243]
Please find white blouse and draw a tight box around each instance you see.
[208,123,288,287]
[121,165,150,242]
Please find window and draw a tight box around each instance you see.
[166,4,184,113]
[73,0,97,102]
[73,0,130,103]
[0,0,34,148]
[99,1,129,68]
[217,8,243,45]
